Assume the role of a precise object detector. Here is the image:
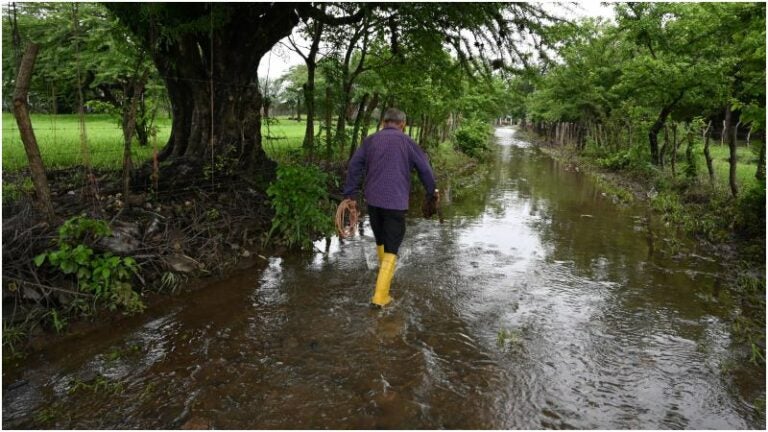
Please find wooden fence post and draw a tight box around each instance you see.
[12,43,55,221]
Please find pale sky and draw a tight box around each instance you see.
[257,2,616,80]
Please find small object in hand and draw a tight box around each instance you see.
[422,189,439,219]
[335,198,359,239]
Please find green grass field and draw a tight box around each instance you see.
[706,143,761,190]
[1,113,308,171]
[2,113,171,171]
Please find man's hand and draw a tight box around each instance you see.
[422,190,439,219]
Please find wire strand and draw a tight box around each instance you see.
[335,199,359,239]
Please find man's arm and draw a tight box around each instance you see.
[343,143,367,199]
[409,141,436,197]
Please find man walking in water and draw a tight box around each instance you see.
[342,108,437,307]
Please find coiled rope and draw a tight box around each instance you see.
[335,200,359,239]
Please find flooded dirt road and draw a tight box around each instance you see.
[3,128,763,429]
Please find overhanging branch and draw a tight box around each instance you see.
[299,4,367,26]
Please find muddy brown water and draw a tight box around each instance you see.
[3,128,764,429]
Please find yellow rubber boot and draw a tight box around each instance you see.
[371,253,396,307]
[376,245,384,265]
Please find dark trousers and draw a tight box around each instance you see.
[368,205,406,255]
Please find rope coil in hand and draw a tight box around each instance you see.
[335,200,359,239]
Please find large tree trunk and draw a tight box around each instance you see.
[725,105,739,197]
[108,4,299,181]
[13,43,55,221]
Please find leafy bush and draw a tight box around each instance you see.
[735,183,766,240]
[34,216,144,314]
[597,151,631,170]
[266,164,335,250]
[597,145,654,175]
[454,119,491,158]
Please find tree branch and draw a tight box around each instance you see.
[298,4,367,26]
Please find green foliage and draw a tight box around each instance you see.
[650,190,733,242]
[266,164,335,250]
[34,407,58,425]
[730,269,766,367]
[56,215,111,244]
[597,152,632,171]
[158,271,186,294]
[2,322,26,356]
[47,309,68,334]
[734,183,766,240]
[754,397,766,420]
[68,374,124,395]
[597,145,655,176]
[34,216,144,315]
[497,328,523,350]
[2,177,34,204]
[454,119,491,159]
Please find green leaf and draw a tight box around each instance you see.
[61,261,76,275]
[33,254,47,267]
[77,267,91,280]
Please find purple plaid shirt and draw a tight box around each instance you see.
[343,127,436,210]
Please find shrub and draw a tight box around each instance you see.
[34,216,144,315]
[597,145,654,175]
[266,164,335,250]
[734,183,766,240]
[454,119,491,159]
[597,151,631,170]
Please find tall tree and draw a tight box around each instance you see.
[285,15,325,155]
[106,3,366,176]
